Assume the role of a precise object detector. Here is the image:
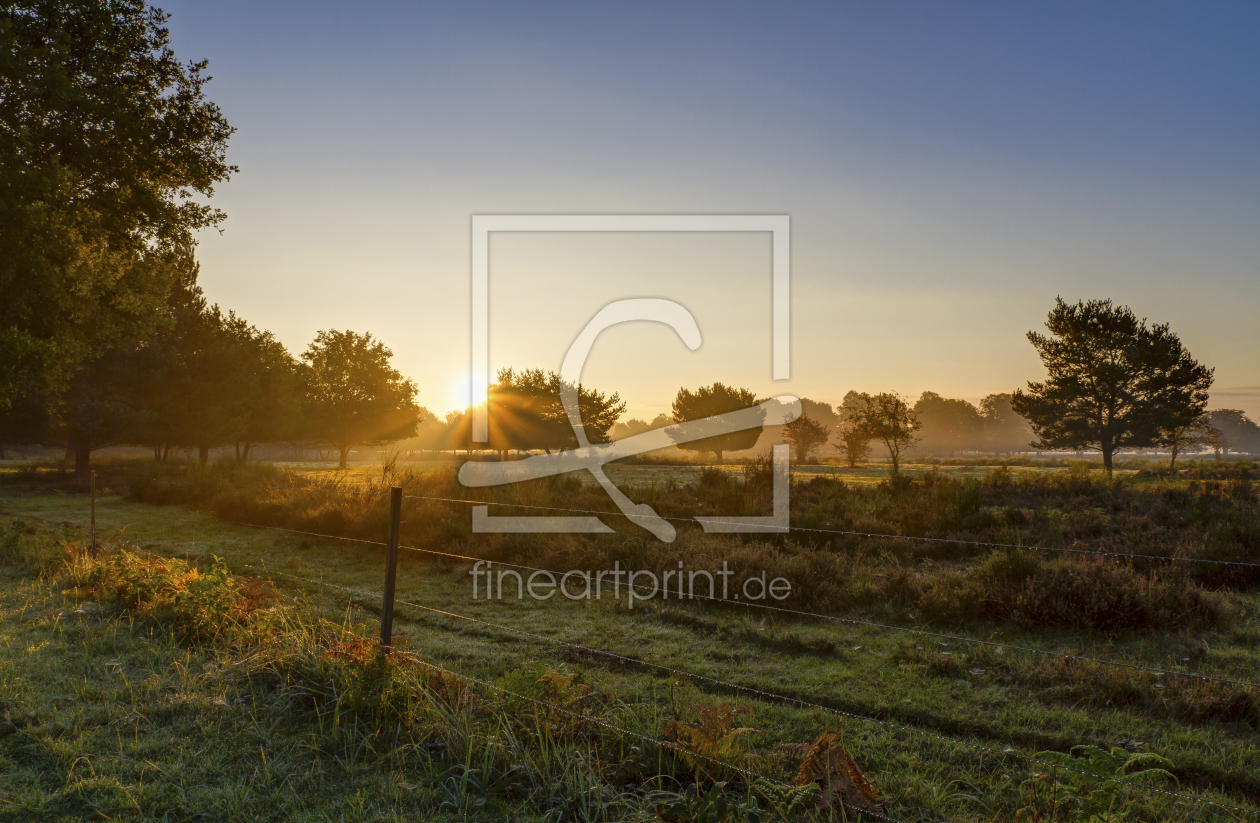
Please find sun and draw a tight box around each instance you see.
[450,375,488,411]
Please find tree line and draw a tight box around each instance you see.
[0,259,423,475]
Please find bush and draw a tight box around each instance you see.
[68,549,274,643]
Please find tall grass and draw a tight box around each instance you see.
[3,524,861,821]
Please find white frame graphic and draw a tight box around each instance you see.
[466,214,792,539]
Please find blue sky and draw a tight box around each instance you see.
[165,1,1260,419]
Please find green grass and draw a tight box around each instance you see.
[1,484,1257,821]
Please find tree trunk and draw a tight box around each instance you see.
[64,444,75,467]
[242,443,251,462]
[198,445,210,465]
[162,444,171,462]
[1169,445,1180,471]
[234,442,241,461]
[713,450,723,464]
[338,445,350,470]
[1101,446,1114,475]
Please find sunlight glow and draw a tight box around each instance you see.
[450,375,488,412]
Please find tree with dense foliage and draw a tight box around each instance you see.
[479,368,625,457]
[783,412,830,462]
[799,398,839,433]
[979,393,1035,454]
[833,422,871,467]
[48,346,148,479]
[171,306,259,464]
[608,414,672,441]
[0,1,235,410]
[1206,409,1260,457]
[913,391,983,455]
[301,330,422,469]
[836,390,865,425]
[670,383,762,463]
[1012,298,1214,474]
[232,325,304,462]
[1159,414,1219,469]
[0,391,48,459]
[847,392,921,476]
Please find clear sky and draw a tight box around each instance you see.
[163,1,1260,421]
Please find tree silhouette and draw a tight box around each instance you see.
[301,330,421,469]
[1159,414,1219,469]
[1012,298,1213,473]
[670,383,763,463]
[913,391,983,456]
[848,392,921,476]
[1207,409,1260,457]
[485,368,625,457]
[783,412,830,462]
[833,422,871,467]
[609,414,672,441]
[979,393,1035,455]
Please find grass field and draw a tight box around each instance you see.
[0,460,1257,821]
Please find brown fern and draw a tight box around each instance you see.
[664,703,760,777]
[776,720,883,813]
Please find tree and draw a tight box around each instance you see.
[848,392,921,476]
[50,342,162,479]
[829,391,873,467]
[301,330,422,469]
[913,391,983,455]
[1207,409,1260,457]
[833,423,871,467]
[979,393,1035,455]
[486,368,625,457]
[0,2,235,409]
[836,390,866,425]
[1012,298,1214,474]
[609,413,672,441]
[0,388,49,459]
[783,412,830,462]
[799,398,840,432]
[173,306,259,463]
[232,324,304,461]
[670,383,763,463]
[1159,414,1219,470]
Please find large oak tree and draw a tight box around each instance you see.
[301,330,421,470]
[0,1,235,409]
[1012,298,1213,473]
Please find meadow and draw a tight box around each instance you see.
[0,456,1256,822]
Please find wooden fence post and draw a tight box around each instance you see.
[379,485,403,654]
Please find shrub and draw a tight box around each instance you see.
[68,548,274,643]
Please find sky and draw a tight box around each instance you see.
[163,1,1260,422]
